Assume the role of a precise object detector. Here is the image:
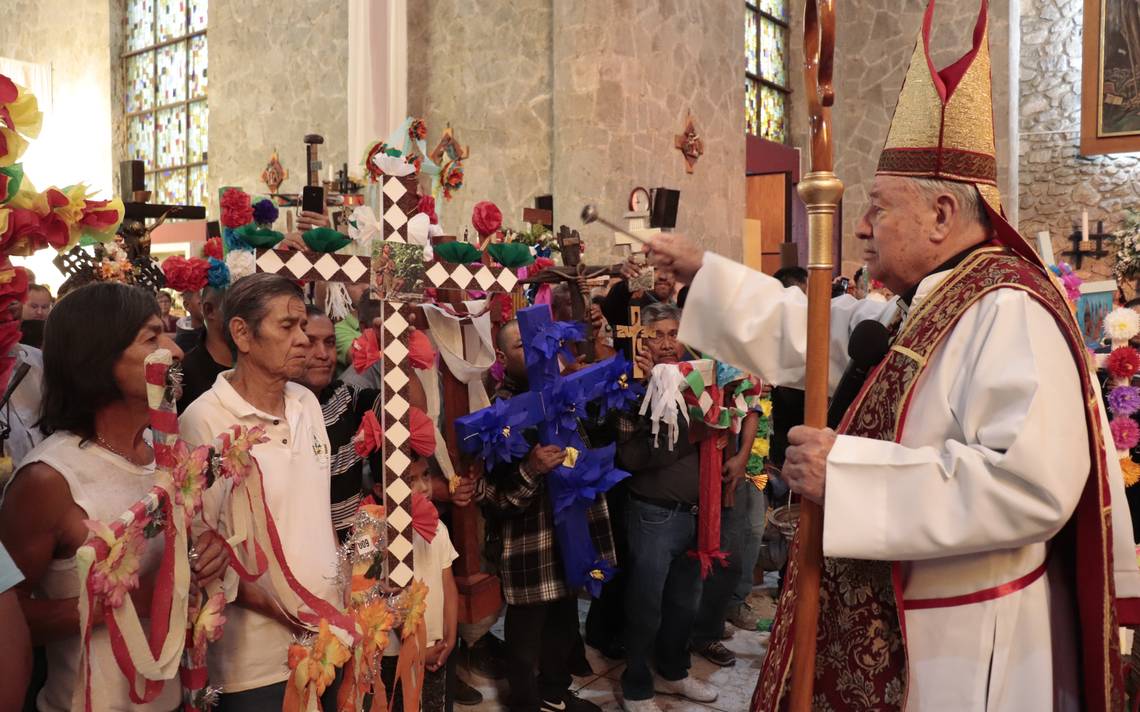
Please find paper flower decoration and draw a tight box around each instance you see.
[1123,457,1140,487]
[408,406,437,457]
[0,164,22,203]
[1109,386,1140,417]
[1106,308,1140,343]
[287,620,351,698]
[472,201,502,238]
[526,320,586,366]
[1108,347,1140,380]
[251,198,279,226]
[219,425,268,483]
[347,205,381,246]
[408,328,436,369]
[206,257,230,289]
[192,590,227,648]
[85,519,147,609]
[350,329,381,374]
[233,224,284,249]
[549,381,588,434]
[441,161,464,199]
[225,249,256,283]
[3,184,71,254]
[302,226,351,253]
[487,242,535,268]
[434,241,482,264]
[399,579,430,640]
[203,236,223,260]
[161,255,210,293]
[459,398,533,468]
[601,356,644,412]
[0,75,43,167]
[353,410,383,458]
[1112,417,1140,451]
[220,188,254,228]
[417,195,438,224]
[411,490,439,542]
[167,441,211,525]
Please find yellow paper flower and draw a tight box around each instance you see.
[399,579,430,640]
[759,399,772,418]
[0,78,43,167]
[290,620,351,696]
[85,519,146,609]
[1122,457,1140,488]
[747,473,769,491]
[751,437,770,459]
[357,600,396,653]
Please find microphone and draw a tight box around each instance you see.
[826,320,890,429]
[0,362,31,412]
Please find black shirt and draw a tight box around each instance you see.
[177,334,227,412]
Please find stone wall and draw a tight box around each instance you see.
[407,0,553,238]
[0,0,115,195]
[1018,0,1140,285]
[553,0,746,261]
[207,0,349,214]
[788,0,1013,264]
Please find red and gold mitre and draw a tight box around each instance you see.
[877,0,1040,266]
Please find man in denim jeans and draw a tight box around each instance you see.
[615,302,717,712]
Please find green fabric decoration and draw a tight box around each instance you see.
[487,243,535,268]
[434,242,482,264]
[302,226,351,253]
[234,224,285,248]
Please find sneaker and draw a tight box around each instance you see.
[728,602,762,631]
[621,697,665,712]
[693,640,736,667]
[541,690,602,712]
[720,625,736,641]
[654,674,719,702]
[451,675,483,706]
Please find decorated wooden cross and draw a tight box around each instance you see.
[614,305,656,378]
[521,225,622,362]
[454,304,638,592]
[1061,219,1112,269]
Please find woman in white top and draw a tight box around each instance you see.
[0,283,229,712]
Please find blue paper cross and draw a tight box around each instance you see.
[455,304,640,594]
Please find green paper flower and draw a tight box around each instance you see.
[434,242,482,264]
[487,243,535,268]
[234,224,285,248]
[302,227,351,253]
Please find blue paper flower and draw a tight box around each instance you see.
[252,198,280,226]
[584,558,617,598]
[526,321,586,366]
[548,444,630,524]
[600,356,644,414]
[547,380,587,434]
[223,225,250,252]
[458,399,532,468]
[206,257,230,289]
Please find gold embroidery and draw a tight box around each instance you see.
[888,345,926,366]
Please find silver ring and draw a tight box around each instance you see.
[188,546,200,563]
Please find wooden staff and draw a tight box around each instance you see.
[789,0,842,710]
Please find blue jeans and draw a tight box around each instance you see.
[732,482,769,606]
[692,480,752,646]
[621,498,701,701]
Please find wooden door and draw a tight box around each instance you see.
[745,173,790,274]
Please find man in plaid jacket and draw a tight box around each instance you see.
[475,319,616,712]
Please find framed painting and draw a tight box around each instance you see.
[1077,279,1118,350]
[1081,0,1140,154]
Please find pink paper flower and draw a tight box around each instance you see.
[1112,417,1140,452]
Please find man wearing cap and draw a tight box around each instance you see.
[646,1,1140,709]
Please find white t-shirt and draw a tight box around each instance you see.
[385,520,458,653]
[181,373,342,693]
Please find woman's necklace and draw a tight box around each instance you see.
[95,433,144,465]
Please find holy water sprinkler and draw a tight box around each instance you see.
[580,204,649,246]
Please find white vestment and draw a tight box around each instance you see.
[680,253,1140,711]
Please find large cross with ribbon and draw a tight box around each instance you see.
[453,304,639,591]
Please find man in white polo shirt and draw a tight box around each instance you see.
[181,273,342,711]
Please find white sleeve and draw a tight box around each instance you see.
[436,522,459,568]
[678,252,897,391]
[822,290,1090,561]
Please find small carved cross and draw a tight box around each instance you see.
[674,115,704,174]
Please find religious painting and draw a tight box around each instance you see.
[371,241,426,303]
[1077,280,1117,349]
[1080,0,1140,154]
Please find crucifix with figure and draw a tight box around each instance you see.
[521,226,622,362]
[454,304,637,591]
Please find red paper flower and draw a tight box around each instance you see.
[220,188,253,228]
[411,491,439,543]
[472,201,502,238]
[351,329,382,374]
[410,118,428,141]
[203,236,223,260]
[162,255,210,293]
[416,195,438,225]
[1108,347,1140,380]
[408,406,436,457]
[408,329,436,370]
[1112,417,1140,451]
[353,411,383,458]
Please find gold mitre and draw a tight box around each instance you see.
[877,0,1040,266]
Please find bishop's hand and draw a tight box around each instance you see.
[644,233,704,285]
[783,425,835,505]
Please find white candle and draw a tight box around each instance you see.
[1082,210,1090,240]
[327,165,334,184]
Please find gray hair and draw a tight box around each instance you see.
[910,178,991,229]
[641,301,682,327]
[222,272,305,352]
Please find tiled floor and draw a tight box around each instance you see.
[459,589,775,712]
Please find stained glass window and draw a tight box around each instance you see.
[122,0,207,207]
[745,2,790,143]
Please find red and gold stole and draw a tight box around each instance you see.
[751,248,1124,712]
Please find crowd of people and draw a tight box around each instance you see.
[0,247,887,712]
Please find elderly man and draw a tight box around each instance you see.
[616,302,718,712]
[646,4,1139,709]
[181,273,343,711]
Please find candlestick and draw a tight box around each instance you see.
[1082,210,1090,241]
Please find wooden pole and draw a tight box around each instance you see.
[788,0,841,709]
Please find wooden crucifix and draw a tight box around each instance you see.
[521,225,622,362]
[614,305,656,378]
[1061,219,1112,269]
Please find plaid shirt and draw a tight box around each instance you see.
[475,377,618,606]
